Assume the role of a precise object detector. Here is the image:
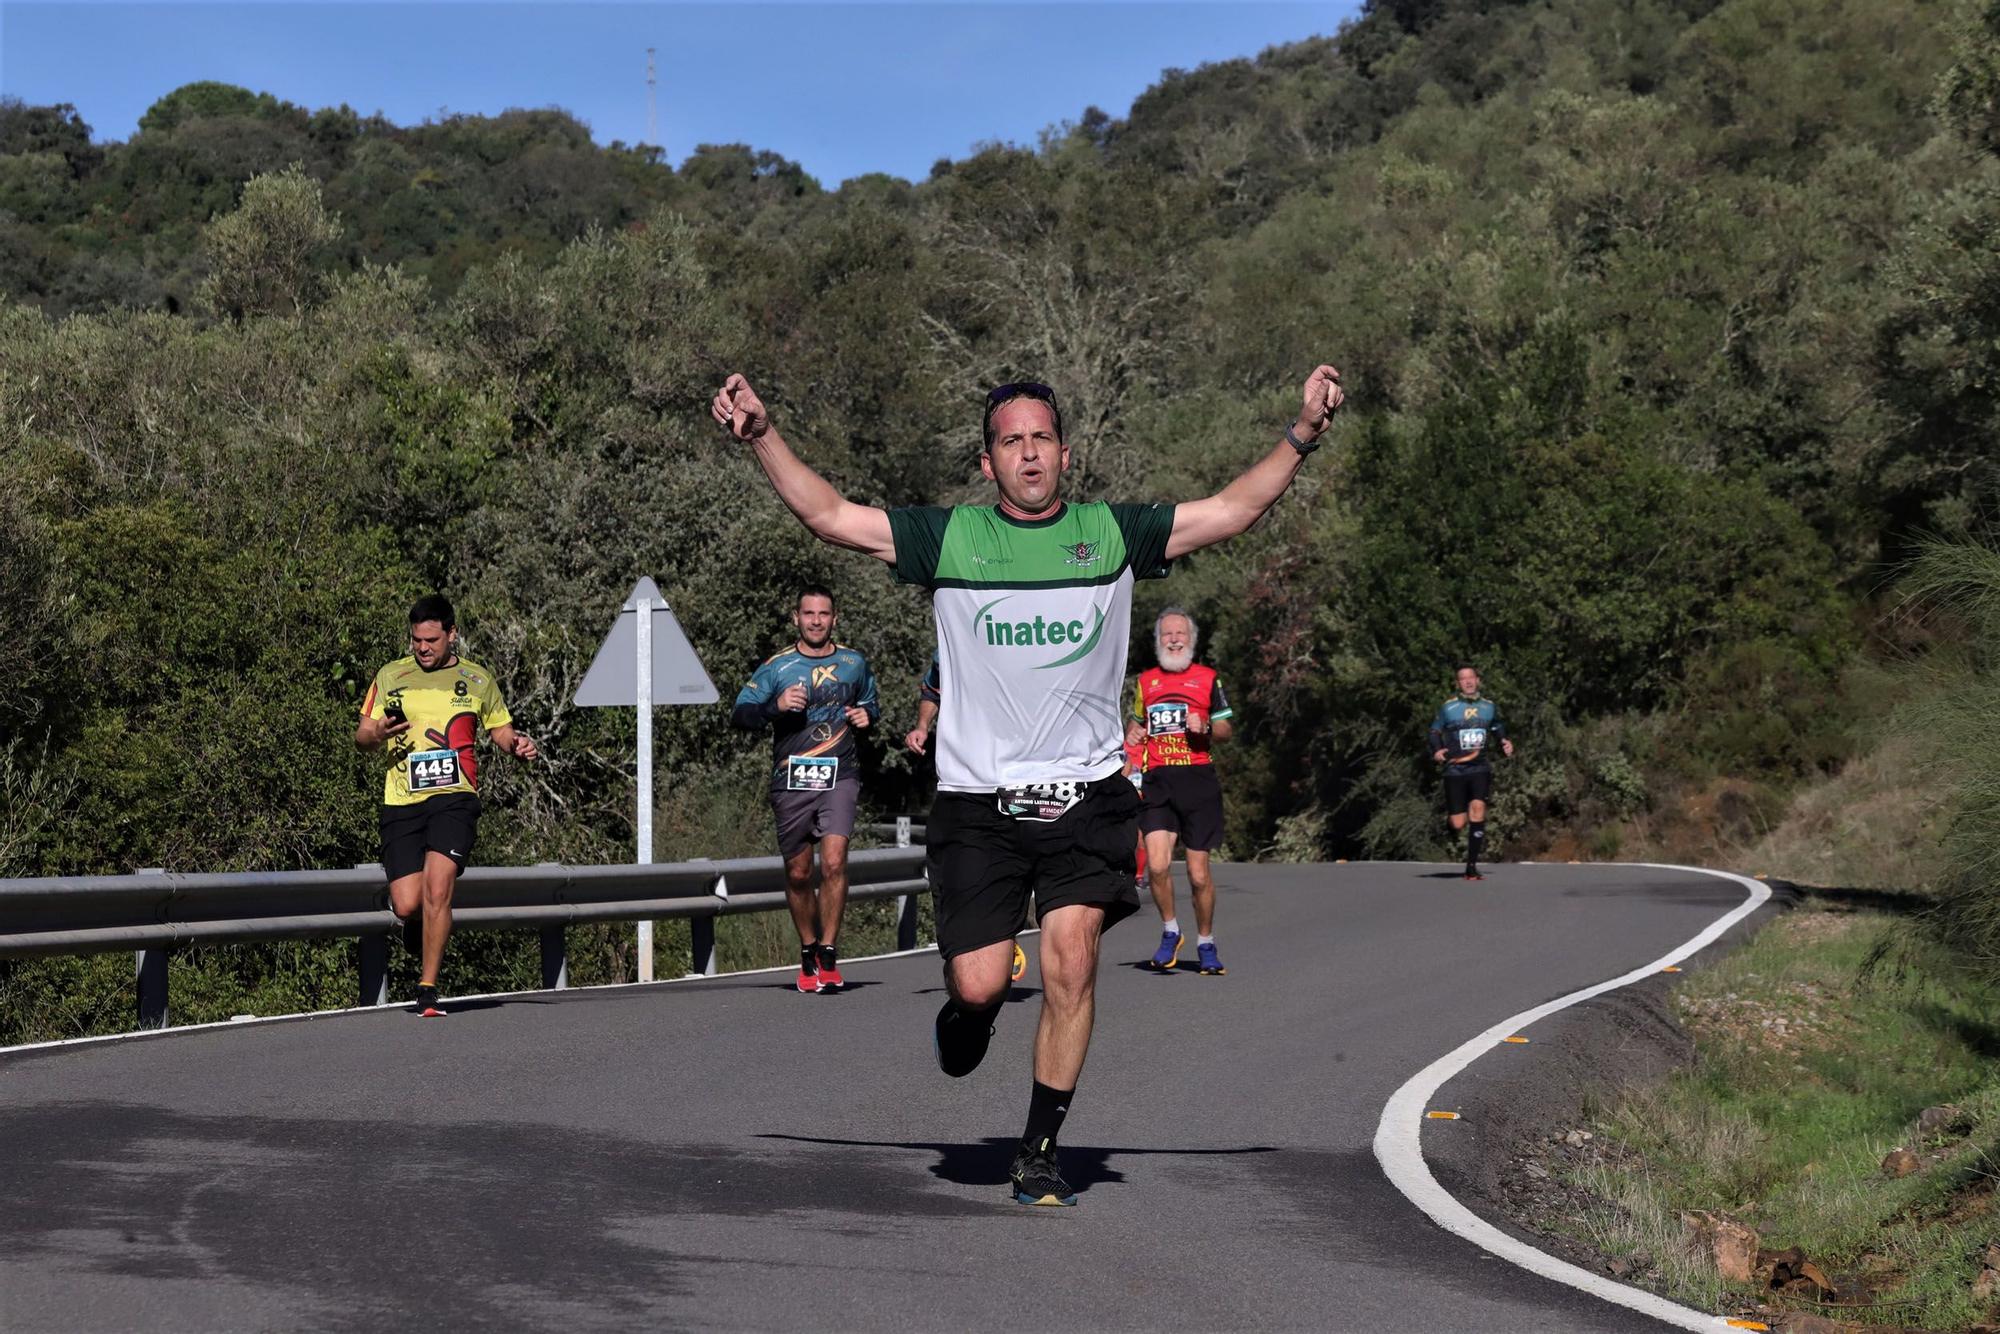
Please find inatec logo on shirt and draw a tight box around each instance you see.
[969,595,1107,669]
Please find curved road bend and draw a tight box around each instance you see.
[1,863,1756,1332]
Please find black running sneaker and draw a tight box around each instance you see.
[933,998,995,1078]
[1010,1142,1077,1207]
[1464,868,1484,882]
[414,983,445,1018]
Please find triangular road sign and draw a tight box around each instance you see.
[575,577,719,706]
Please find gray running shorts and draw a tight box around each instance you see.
[770,775,861,857]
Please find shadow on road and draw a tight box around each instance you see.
[756,980,885,994]
[429,997,537,1014]
[755,1133,1276,1194]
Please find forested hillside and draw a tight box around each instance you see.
[4,0,1998,1026]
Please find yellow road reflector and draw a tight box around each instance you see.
[1502,1035,1529,1044]
[1567,859,1580,864]
[1756,872,1769,880]
[1336,859,1348,864]
[1661,965,1682,973]
[1725,1321,1769,1331]
[1426,1110,1461,1120]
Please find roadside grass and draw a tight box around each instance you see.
[1554,905,2000,1329]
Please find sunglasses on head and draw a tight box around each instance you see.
[985,381,1057,406]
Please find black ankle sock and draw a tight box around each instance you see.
[1022,1080,1074,1154]
[818,942,838,967]
[801,943,819,970]
[1467,821,1486,866]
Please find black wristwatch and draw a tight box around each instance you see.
[1284,424,1321,455]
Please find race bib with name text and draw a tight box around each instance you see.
[787,755,839,792]
[996,781,1084,823]
[406,748,461,792]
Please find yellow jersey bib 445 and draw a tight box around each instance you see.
[362,656,512,805]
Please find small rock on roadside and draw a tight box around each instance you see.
[1682,1210,1759,1283]
[1917,1104,1960,1135]
[1880,1147,1920,1178]
[1563,1129,1593,1148]
[1973,1267,2000,1301]
[1773,1314,1856,1334]
[1523,1162,1550,1180]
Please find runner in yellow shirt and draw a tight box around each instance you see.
[355,594,537,1016]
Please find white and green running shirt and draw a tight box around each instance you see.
[888,501,1176,793]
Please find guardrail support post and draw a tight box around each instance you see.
[135,947,168,1029]
[359,934,389,1007]
[894,819,920,951]
[687,873,722,977]
[689,918,714,977]
[540,925,568,990]
[134,868,169,1029]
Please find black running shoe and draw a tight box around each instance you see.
[413,983,445,1018]
[1009,1142,1077,1206]
[933,998,995,1078]
[1464,868,1484,882]
[400,914,422,956]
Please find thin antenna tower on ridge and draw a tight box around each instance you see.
[646,46,659,151]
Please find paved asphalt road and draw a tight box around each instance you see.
[0,862,1757,1332]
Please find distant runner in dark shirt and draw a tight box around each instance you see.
[1427,664,1514,881]
[732,584,879,992]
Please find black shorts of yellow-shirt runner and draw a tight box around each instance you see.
[380,794,481,880]
[1137,764,1225,852]
[927,774,1142,960]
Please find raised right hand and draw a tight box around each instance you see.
[710,373,769,442]
[776,683,809,713]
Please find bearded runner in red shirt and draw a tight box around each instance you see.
[1125,608,1233,975]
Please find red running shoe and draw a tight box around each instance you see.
[816,944,845,992]
[796,946,822,993]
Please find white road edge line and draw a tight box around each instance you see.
[0,931,1040,1059]
[1371,863,1773,1333]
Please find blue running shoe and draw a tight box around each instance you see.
[1147,930,1183,972]
[1196,941,1226,976]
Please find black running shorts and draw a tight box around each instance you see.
[927,774,1142,960]
[1443,766,1493,816]
[379,793,481,881]
[1137,764,1225,852]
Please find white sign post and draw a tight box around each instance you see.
[575,577,719,982]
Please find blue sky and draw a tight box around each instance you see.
[0,2,1357,186]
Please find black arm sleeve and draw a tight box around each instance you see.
[731,700,775,731]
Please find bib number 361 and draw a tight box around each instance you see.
[1147,702,1189,737]
[406,748,460,792]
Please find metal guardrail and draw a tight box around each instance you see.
[0,819,928,1030]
